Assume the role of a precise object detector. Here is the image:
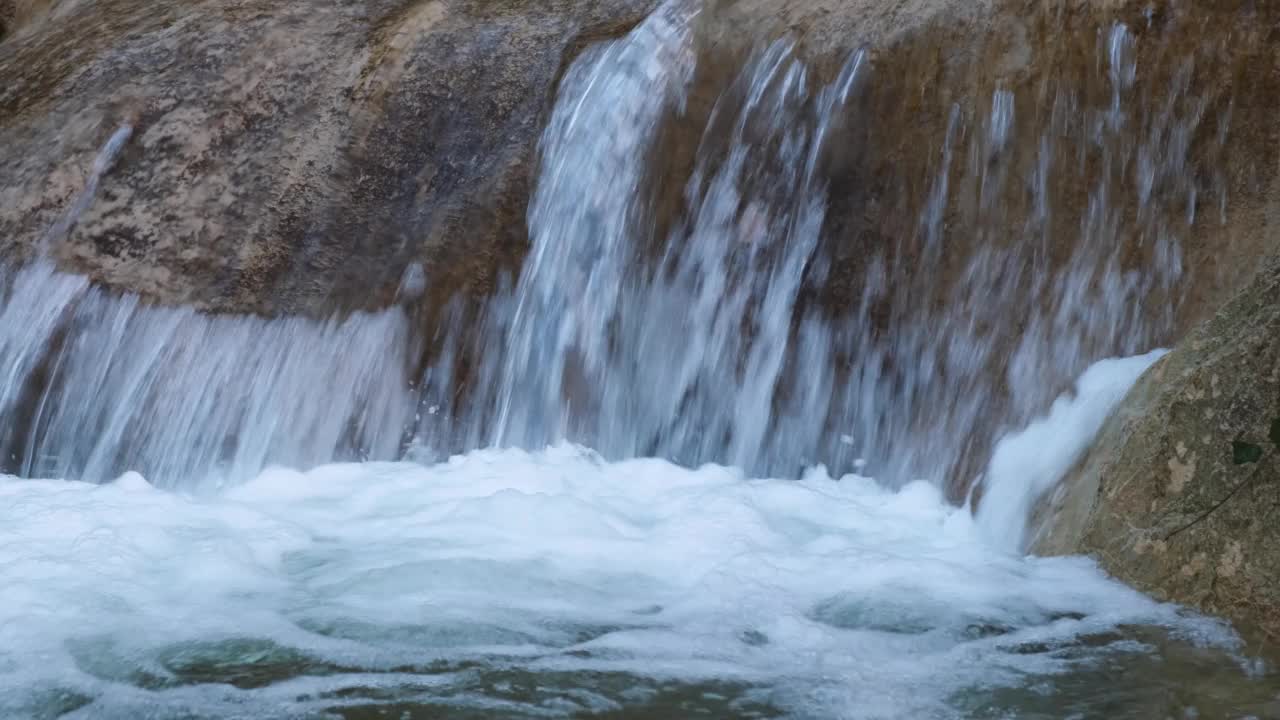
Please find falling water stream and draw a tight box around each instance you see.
[1,2,1278,718]
[415,10,1201,493]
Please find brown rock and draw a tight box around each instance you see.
[1033,254,1280,640]
[694,0,1280,495]
[3,0,1276,330]
[0,0,661,316]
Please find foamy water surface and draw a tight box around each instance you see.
[1,435,1271,718]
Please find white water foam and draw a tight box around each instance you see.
[0,360,1244,718]
[975,348,1167,551]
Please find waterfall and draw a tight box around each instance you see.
[0,261,414,489]
[0,4,1221,496]
[424,6,870,472]
[2,4,1274,717]
[418,10,1199,494]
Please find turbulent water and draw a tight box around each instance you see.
[1,1,1278,718]
[0,440,1269,719]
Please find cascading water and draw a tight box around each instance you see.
[826,20,1201,491]
[417,13,1198,497]
[0,260,414,488]
[425,12,870,473]
[0,120,406,489]
[1,2,1277,718]
[0,7,1213,498]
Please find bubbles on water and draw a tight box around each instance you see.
[0,443,1261,718]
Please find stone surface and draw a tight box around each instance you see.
[1033,254,1280,639]
[696,0,1280,495]
[0,0,662,316]
[0,0,1003,321]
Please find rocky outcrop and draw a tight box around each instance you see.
[761,0,1280,494]
[0,0,1014,322]
[696,0,1280,336]
[0,0,666,316]
[1,0,1003,321]
[565,0,1280,495]
[1033,252,1280,639]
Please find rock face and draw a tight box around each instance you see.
[0,0,662,315]
[1033,253,1280,639]
[4,0,1276,322]
[703,0,1280,494]
[1,0,998,320]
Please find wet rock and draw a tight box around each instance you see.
[0,0,662,316]
[1032,255,1280,639]
[5,0,1274,325]
[0,0,979,322]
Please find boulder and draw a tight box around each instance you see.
[0,0,1004,322]
[1033,251,1280,639]
[3,0,1276,324]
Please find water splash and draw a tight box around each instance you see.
[975,348,1166,550]
[0,444,1257,719]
